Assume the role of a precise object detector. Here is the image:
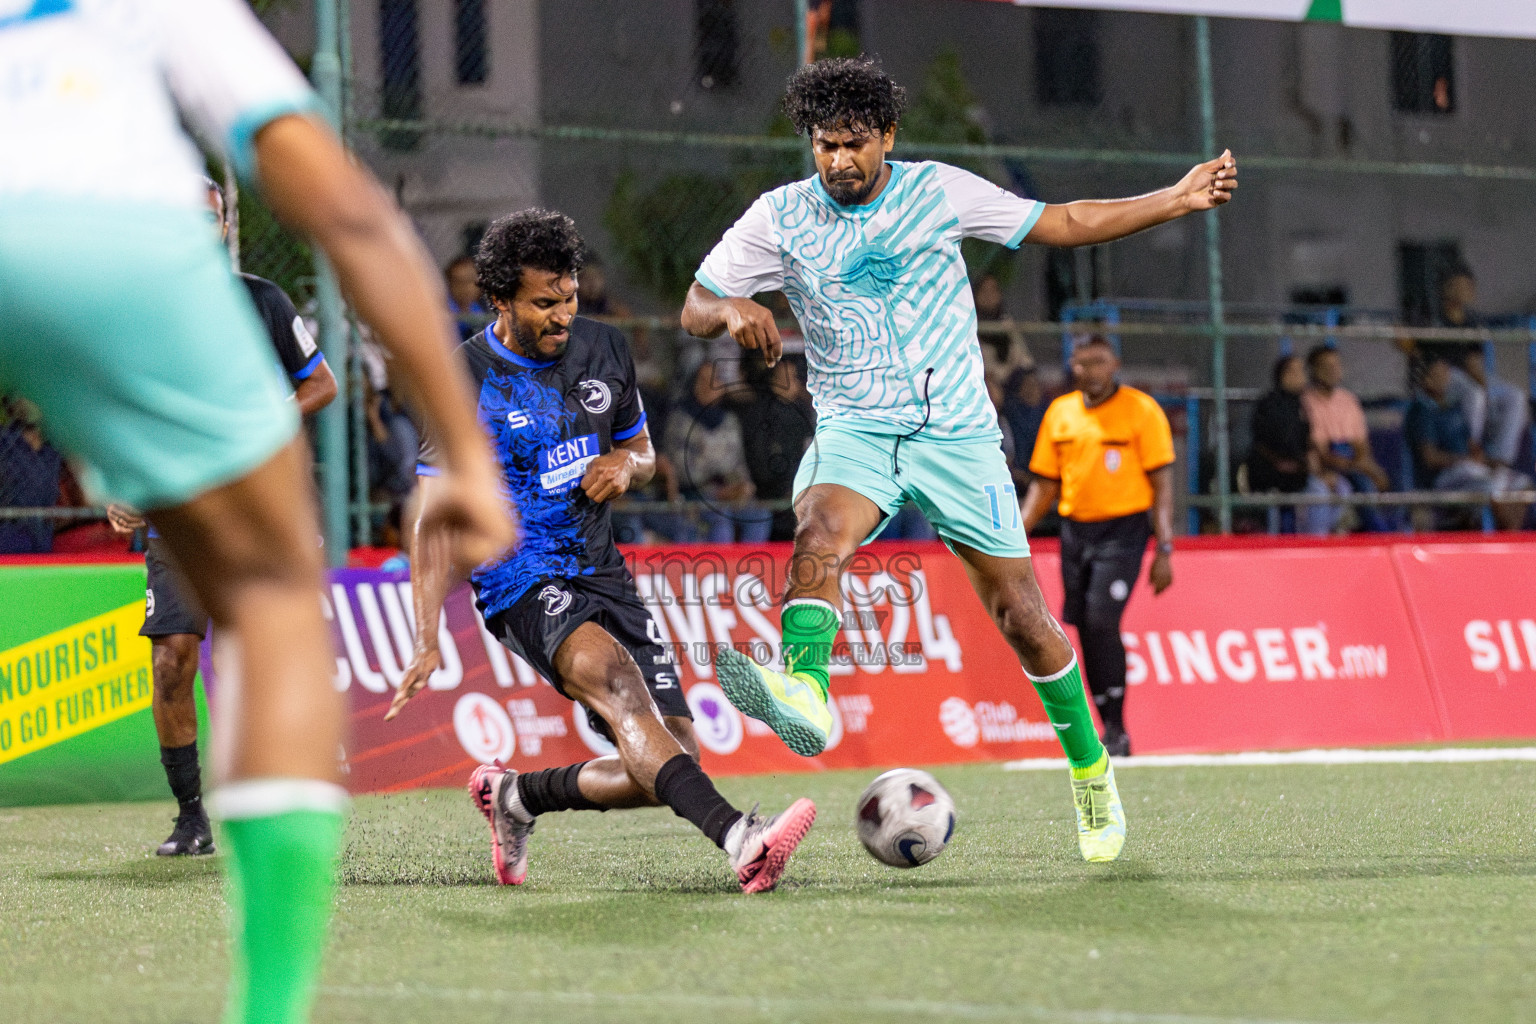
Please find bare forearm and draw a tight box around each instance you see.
[293,361,338,417]
[1149,466,1176,544]
[681,282,730,338]
[409,478,468,652]
[1020,478,1060,533]
[1029,190,1185,248]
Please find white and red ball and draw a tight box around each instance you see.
[855,768,956,868]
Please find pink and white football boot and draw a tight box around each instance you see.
[467,763,535,885]
[728,798,817,893]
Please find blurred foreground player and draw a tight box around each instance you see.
[1021,338,1176,757]
[684,56,1235,861]
[107,177,339,857]
[0,2,513,1022]
[389,210,816,893]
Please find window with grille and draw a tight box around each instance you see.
[695,0,739,91]
[1391,32,1454,114]
[1035,8,1101,107]
[455,0,488,87]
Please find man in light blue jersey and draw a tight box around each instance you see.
[682,56,1237,863]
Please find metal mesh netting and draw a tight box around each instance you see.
[2,1,1533,546]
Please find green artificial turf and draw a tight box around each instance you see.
[2,761,1534,1024]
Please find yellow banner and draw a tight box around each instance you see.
[0,602,153,766]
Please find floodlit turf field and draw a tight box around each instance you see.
[3,759,1534,1024]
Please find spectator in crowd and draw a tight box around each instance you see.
[974,272,1034,395]
[1001,366,1049,473]
[738,354,815,541]
[358,339,420,545]
[1301,345,1393,533]
[662,361,769,543]
[445,254,487,338]
[0,397,62,554]
[1456,347,1531,475]
[1405,357,1532,531]
[1399,264,1481,391]
[1246,355,1316,533]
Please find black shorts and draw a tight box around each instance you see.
[140,537,208,639]
[1059,512,1151,631]
[481,573,690,737]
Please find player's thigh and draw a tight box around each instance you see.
[904,437,1030,559]
[793,425,906,546]
[141,540,209,641]
[0,199,297,511]
[587,575,692,724]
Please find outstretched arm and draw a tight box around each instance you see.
[1026,150,1237,248]
[681,282,783,367]
[386,474,471,722]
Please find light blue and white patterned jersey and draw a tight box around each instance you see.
[696,160,1042,441]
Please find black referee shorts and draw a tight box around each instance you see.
[481,572,690,739]
[1059,512,1151,632]
[140,537,208,639]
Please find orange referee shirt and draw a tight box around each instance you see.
[1028,386,1175,522]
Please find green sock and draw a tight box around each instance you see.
[781,598,839,698]
[215,781,348,1024]
[1027,657,1108,775]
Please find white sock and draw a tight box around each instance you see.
[499,772,535,824]
[722,813,748,859]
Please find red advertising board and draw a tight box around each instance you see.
[1390,542,1536,739]
[1031,547,1446,753]
[299,537,1536,795]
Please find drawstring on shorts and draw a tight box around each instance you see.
[891,367,935,476]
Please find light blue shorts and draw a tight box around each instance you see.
[792,422,1029,558]
[0,199,298,510]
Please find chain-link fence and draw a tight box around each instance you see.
[3,1,1534,552]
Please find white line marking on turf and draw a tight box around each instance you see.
[318,984,1370,1024]
[1004,747,1536,771]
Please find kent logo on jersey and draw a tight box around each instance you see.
[539,433,599,493]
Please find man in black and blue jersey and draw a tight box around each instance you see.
[108,177,338,857]
[393,209,815,893]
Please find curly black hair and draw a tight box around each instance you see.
[474,208,588,305]
[782,55,907,137]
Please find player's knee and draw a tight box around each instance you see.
[151,637,200,703]
[993,586,1058,659]
[568,647,650,719]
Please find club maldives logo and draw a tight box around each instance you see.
[686,683,743,755]
[452,692,515,765]
[939,697,1057,747]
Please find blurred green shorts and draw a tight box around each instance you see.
[0,199,298,510]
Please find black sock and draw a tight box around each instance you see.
[159,743,203,818]
[653,754,742,849]
[515,762,603,816]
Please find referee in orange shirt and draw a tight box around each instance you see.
[1021,337,1176,756]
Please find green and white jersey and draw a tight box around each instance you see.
[696,160,1042,441]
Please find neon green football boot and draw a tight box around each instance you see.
[715,647,833,756]
[1070,760,1126,862]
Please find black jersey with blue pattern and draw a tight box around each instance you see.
[418,317,647,618]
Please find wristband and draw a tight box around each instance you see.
[1156,541,1174,556]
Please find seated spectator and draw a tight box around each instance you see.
[738,354,815,541]
[1301,345,1393,533]
[1247,355,1323,533]
[0,397,62,554]
[662,362,769,544]
[1406,358,1532,531]
[1456,347,1531,474]
[1001,366,1048,477]
[1399,264,1481,392]
[445,254,487,338]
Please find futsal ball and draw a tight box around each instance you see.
[855,768,956,868]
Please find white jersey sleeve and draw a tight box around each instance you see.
[152,0,320,179]
[695,196,785,298]
[933,163,1043,249]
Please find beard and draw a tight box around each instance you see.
[823,169,880,206]
[511,319,569,361]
